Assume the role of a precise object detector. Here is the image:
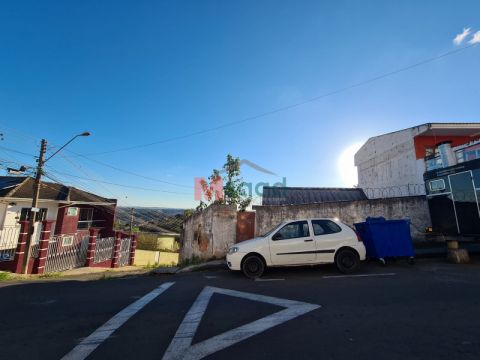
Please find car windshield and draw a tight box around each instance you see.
[261,223,284,238]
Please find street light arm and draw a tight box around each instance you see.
[44,132,90,163]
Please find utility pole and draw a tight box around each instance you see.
[22,139,47,274]
[129,208,135,235]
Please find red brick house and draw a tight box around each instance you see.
[0,176,116,237]
[0,176,135,274]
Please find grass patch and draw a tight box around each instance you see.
[38,272,62,279]
[179,255,204,268]
[0,272,12,281]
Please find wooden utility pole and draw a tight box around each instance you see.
[129,208,135,235]
[22,139,47,274]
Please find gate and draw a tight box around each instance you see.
[0,226,21,262]
[118,237,131,267]
[93,237,115,264]
[44,235,89,273]
[236,212,255,243]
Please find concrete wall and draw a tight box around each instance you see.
[137,234,179,251]
[134,249,179,266]
[355,125,427,198]
[253,196,431,242]
[157,236,179,251]
[181,204,237,261]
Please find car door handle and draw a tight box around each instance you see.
[304,239,313,242]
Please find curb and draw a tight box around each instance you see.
[150,260,227,275]
[177,260,227,273]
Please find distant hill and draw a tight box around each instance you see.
[116,207,185,234]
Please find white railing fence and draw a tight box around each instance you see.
[94,237,116,264]
[118,237,132,267]
[0,226,21,262]
[43,234,89,273]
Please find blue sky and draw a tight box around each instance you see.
[0,0,479,208]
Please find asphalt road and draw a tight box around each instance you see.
[1,258,480,360]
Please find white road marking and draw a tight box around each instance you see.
[162,286,320,360]
[204,276,217,279]
[61,282,174,360]
[322,273,396,279]
[254,278,285,282]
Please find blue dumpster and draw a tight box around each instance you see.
[354,217,415,263]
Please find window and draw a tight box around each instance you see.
[272,221,309,240]
[429,179,446,192]
[77,208,94,230]
[311,220,342,236]
[19,208,47,222]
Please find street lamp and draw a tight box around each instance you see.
[22,132,91,273]
[44,132,91,162]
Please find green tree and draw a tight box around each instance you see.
[199,154,252,211]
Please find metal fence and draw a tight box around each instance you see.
[0,226,21,262]
[43,235,89,273]
[363,184,426,199]
[118,237,132,267]
[25,230,132,272]
[93,237,115,264]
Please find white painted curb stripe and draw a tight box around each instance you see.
[61,282,174,360]
[322,273,396,279]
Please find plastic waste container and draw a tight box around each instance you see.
[354,217,415,264]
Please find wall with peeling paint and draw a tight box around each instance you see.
[181,204,237,261]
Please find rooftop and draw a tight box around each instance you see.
[261,186,367,206]
[0,176,116,205]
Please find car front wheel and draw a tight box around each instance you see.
[335,248,360,274]
[242,255,265,279]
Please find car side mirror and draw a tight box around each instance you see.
[272,233,282,241]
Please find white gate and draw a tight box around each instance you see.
[118,237,131,267]
[93,237,115,264]
[44,235,89,273]
[0,226,21,262]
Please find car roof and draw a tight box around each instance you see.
[282,218,340,222]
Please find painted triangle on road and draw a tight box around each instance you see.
[162,286,321,360]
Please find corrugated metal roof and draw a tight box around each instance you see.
[0,176,115,204]
[262,186,367,206]
[0,177,28,197]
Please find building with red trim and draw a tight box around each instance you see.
[355,123,480,236]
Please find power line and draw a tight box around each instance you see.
[78,43,478,157]
[60,149,192,188]
[3,43,477,193]
[0,128,193,189]
[44,168,193,195]
[0,145,36,158]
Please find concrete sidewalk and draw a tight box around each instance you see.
[0,266,150,285]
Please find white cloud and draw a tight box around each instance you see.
[469,30,480,44]
[453,27,471,45]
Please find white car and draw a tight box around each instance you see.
[227,218,366,278]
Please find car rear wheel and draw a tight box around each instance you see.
[242,255,265,279]
[335,248,360,274]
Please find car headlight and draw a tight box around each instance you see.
[227,246,239,255]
